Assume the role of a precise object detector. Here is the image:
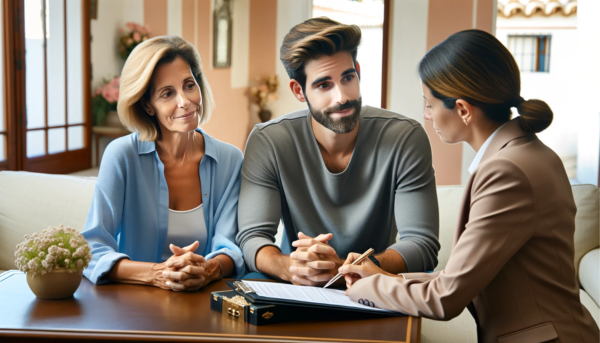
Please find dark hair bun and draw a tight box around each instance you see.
[517,99,553,133]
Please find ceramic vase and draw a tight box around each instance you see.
[104,110,123,128]
[26,269,83,299]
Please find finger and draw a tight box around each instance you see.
[166,280,185,291]
[166,258,194,269]
[178,265,206,276]
[290,251,320,262]
[298,232,333,243]
[162,270,197,282]
[314,233,333,243]
[305,272,335,283]
[166,253,205,268]
[305,260,336,270]
[290,265,321,277]
[170,241,199,256]
[291,275,321,286]
[343,252,362,266]
[307,244,337,255]
[179,277,205,290]
[338,264,365,276]
[291,238,322,248]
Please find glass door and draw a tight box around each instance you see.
[15,0,91,173]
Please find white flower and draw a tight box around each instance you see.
[77,259,83,268]
[27,259,38,270]
[58,243,64,247]
[38,252,45,258]
[69,238,79,248]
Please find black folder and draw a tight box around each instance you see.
[225,280,404,316]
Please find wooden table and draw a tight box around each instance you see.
[0,271,420,343]
[92,126,130,166]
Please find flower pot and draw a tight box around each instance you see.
[26,269,83,300]
[104,110,123,128]
[258,109,272,123]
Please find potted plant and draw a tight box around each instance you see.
[118,22,151,60]
[249,74,279,122]
[14,225,92,299]
[92,76,120,127]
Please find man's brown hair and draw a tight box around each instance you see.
[280,17,361,89]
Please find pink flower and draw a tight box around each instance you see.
[102,86,114,103]
[109,87,119,103]
[143,24,152,36]
[133,32,141,43]
[109,76,120,88]
[118,27,124,35]
[94,87,102,96]
[126,37,133,46]
[126,22,135,31]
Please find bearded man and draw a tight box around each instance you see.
[236,17,440,286]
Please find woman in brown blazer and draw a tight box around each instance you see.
[339,30,599,342]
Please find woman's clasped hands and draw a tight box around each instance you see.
[153,241,221,292]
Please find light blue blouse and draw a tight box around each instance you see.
[82,128,245,284]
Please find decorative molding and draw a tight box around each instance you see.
[498,0,577,18]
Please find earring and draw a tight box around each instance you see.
[463,120,469,126]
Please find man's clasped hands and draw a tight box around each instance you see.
[288,232,386,288]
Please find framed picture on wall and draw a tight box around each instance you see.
[213,0,232,68]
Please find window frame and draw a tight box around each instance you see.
[2,0,92,173]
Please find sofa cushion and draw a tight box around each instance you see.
[0,171,97,271]
[572,185,600,283]
[421,307,477,343]
[580,289,600,327]
[434,186,466,271]
[579,248,600,307]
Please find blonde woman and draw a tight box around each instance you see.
[340,30,599,342]
[82,36,245,291]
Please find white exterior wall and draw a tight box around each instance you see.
[496,15,579,178]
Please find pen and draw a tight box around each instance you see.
[323,248,374,289]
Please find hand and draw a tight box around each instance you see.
[289,232,344,286]
[339,252,392,293]
[160,241,219,292]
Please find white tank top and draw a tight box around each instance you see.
[161,204,208,262]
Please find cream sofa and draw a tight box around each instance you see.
[0,171,598,341]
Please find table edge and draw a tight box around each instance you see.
[0,319,415,343]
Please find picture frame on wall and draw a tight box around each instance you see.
[213,0,232,68]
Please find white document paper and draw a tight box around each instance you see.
[242,281,393,313]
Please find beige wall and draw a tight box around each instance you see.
[423,0,494,185]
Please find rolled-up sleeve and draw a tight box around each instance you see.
[82,145,130,284]
[389,125,440,273]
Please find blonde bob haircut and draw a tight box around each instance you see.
[118,35,215,141]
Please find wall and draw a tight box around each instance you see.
[496,14,578,178]
[387,0,495,185]
[574,0,600,185]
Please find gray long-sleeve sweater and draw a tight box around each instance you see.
[236,106,440,273]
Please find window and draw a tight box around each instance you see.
[312,0,389,108]
[2,0,91,173]
[508,34,551,73]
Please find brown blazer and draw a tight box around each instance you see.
[348,118,599,343]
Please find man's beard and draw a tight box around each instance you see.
[307,97,362,134]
